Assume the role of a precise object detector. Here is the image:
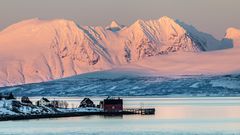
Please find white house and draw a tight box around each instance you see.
[36,97,51,106]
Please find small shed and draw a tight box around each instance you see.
[79,98,95,108]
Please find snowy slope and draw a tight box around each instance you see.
[0,16,236,87]
[176,20,233,50]
[119,17,199,61]
[1,70,239,97]
[131,47,240,76]
[0,18,113,86]
[225,27,240,47]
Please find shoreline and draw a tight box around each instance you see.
[0,111,135,121]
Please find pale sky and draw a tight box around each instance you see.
[0,0,239,39]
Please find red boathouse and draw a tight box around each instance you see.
[102,97,123,112]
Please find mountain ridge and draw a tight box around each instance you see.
[0,16,238,87]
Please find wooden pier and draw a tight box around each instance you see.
[124,108,155,115]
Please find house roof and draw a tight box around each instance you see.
[81,98,94,104]
[104,98,123,104]
[41,97,50,102]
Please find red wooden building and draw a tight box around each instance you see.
[101,97,123,112]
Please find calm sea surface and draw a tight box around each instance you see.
[0,97,240,135]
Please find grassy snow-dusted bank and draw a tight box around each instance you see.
[0,99,101,117]
[0,98,104,121]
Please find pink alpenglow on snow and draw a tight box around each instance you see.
[225,27,240,47]
[0,16,239,87]
[130,47,240,76]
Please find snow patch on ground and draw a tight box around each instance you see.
[210,79,240,89]
[0,100,16,115]
[190,82,200,88]
[0,100,102,116]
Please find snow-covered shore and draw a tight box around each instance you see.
[0,99,102,119]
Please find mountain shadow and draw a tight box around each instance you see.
[176,20,233,51]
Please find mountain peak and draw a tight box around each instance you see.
[158,16,180,27]
[133,19,145,26]
[129,19,146,31]
[159,16,174,21]
[225,27,240,47]
[225,27,240,38]
[1,18,79,34]
[106,20,124,32]
[51,19,77,25]
[1,18,43,33]
[110,21,121,28]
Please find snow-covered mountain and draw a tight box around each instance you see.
[0,16,237,87]
[225,27,240,47]
[0,18,113,86]
[176,20,233,50]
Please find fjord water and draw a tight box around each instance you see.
[0,97,240,135]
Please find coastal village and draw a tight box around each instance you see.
[0,93,155,121]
